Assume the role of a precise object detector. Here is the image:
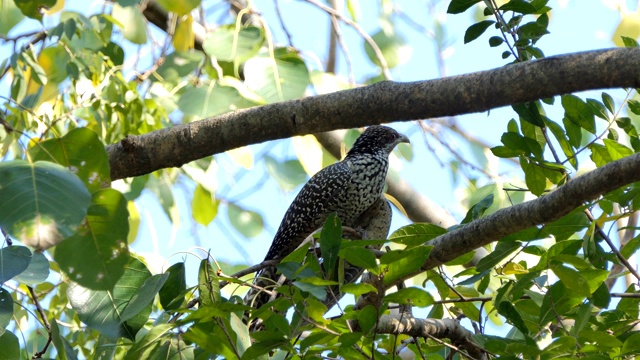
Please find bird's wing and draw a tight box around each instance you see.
[262,160,352,261]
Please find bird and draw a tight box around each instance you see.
[244,125,409,322]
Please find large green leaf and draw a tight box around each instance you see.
[0,246,31,283]
[13,250,49,286]
[29,128,110,193]
[67,256,152,340]
[203,25,264,63]
[55,189,130,290]
[159,262,187,311]
[0,161,91,250]
[0,331,19,360]
[244,48,309,103]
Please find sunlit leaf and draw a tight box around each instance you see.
[29,128,111,194]
[0,161,91,250]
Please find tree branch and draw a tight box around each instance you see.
[107,48,640,181]
[374,316,486,360]
[383,151,640,289]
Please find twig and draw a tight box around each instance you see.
[303,0,392,79]
[28,287,52,359]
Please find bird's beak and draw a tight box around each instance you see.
[399,134,410,144]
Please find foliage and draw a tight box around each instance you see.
[0,0,640,359]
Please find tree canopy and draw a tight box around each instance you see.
[1,0,640,359]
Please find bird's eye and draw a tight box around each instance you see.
[385,133,397,142]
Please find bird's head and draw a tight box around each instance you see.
[347,125,410,156]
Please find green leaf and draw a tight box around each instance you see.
[156,0,200,15]
[621,234,640,259]
[603,138,633,160]
[320,213,342,279]
[203,25,264,63]
[464,20,495,43]
[55,189,130,291]
[120,273,169,322]
[579,330,623,348]
[499,0,537,14]
[111,3,147,44]
[227,203,263,238]
[292,281,326,301]
[159,262,187,311]
[545,119,577,169]
[0,331,19,360]
[512,102,544,127]
[264,156,308,191]
[0,246,31,283]
[462,193,494,224]
[539,282,584,325]
[0,161,91,250]
[562,95,596,134]
[13,251,49,286]
[383,287,435,307]
[520,157,546,196]
[497,301,529,335]
[244,48,310,103]
[550,264,590,297]
[13,0,56,20]
[198,259,220,306]
[155,51,204,84]
[628,99,640,115]
[621,36,640,48]
[50,318,77,360]
[67,256,153,340]
[341,283,377,297]
[0,287,13,334]
[622,332,640,355]
[358,305,378,334]
[602,92,615,114]
[340,247,378,272]
[490,145,523,158]
[447,0,481,14]
[476,241,521,272]
[192,184,218,226]
[381,246,432,285]
[388,223,447,247]
[124,324,173,360]
[501,132,543,158]
[489,36,504,47]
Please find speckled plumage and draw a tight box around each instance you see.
[245,125,409,316]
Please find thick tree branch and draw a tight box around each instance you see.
[382,151,640,289]
[375,316,486,360]
[107,48,640,181]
